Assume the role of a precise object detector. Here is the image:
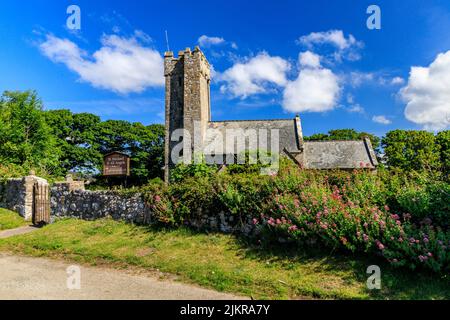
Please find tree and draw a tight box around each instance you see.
[436,130,450,177]
[97,120,165,184]
[382,130,441,172]
[45,110,102,174]
[0,91,59,172]
[306,129,381,152]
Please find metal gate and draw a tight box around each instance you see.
[33,182,50,226]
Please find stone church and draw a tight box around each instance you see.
[164,47,378,181]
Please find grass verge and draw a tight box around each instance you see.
[0,218,448,300]
[0,208,28,231]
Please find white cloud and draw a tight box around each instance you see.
[198,35,226,47]
[299,30,357,50]
[297,30,363,62]
[218,52,291,98]
[39,33,164,94]
[347,104,365,113]
[282,54,340,113]
[391,77,405,85]
[400,51,450,130]
[299,51,321,68]
[348,72,375,87]
[372,115,392,125]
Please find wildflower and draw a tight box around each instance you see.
[384,205,390,211]
[252,218,259,225]
[375,240,385,250]
[340,237,348,245]
[427,252,433,257]
[356,231,361,238]
[363,234,369,242]
[398,237,403,243]
[288,225,298,232]
[391,214,400,220]
[154,195,161,202]
[363,222,369,228]
[423,237,429,244]
[276,219,282,225]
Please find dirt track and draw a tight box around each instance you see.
[0,253,247,300]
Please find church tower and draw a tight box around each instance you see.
[164,47,211,182]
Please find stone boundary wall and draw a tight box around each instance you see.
[0,175,48,221]
[50,183,152,224]
[1,175,255,235]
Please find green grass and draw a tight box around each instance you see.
[0,218,448,300]
[0,208,28,230]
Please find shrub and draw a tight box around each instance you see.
[142,161,449,273]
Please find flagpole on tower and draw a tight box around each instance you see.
[165,30,170,52]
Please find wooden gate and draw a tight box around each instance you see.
[33,182,50,226]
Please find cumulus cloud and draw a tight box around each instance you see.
[400,51,450,130]
[198,35,226,47]
[282,52,340,113]
[372,115,392,125]
[39,33,164,94]
[297,30,363,62]
[299,51,321,68]
[217,52,291,98]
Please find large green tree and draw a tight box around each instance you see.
[45,110,102,174]
[382,130,441,172]
[97,120,165,183]
[0,91,59,172]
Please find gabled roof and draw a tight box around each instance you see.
[303,139,378,169]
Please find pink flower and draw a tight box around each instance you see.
[363,234,369,242]
[252,218,259,225]
[154,195,161,202]
[376,240,385,250]
[288,225,298,232]
[423,237,429,243]
[276,219,282,225]
[384,205,390,211]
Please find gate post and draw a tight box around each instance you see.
[22,172,49,222]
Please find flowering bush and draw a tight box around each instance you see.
[142,160,449,274]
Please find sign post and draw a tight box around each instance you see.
[103,152,131,187]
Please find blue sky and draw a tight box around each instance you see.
[1,0,449,137]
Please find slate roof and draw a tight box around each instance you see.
[206,119,301,153]
[303,140,378,169]
[203,119,378,170]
